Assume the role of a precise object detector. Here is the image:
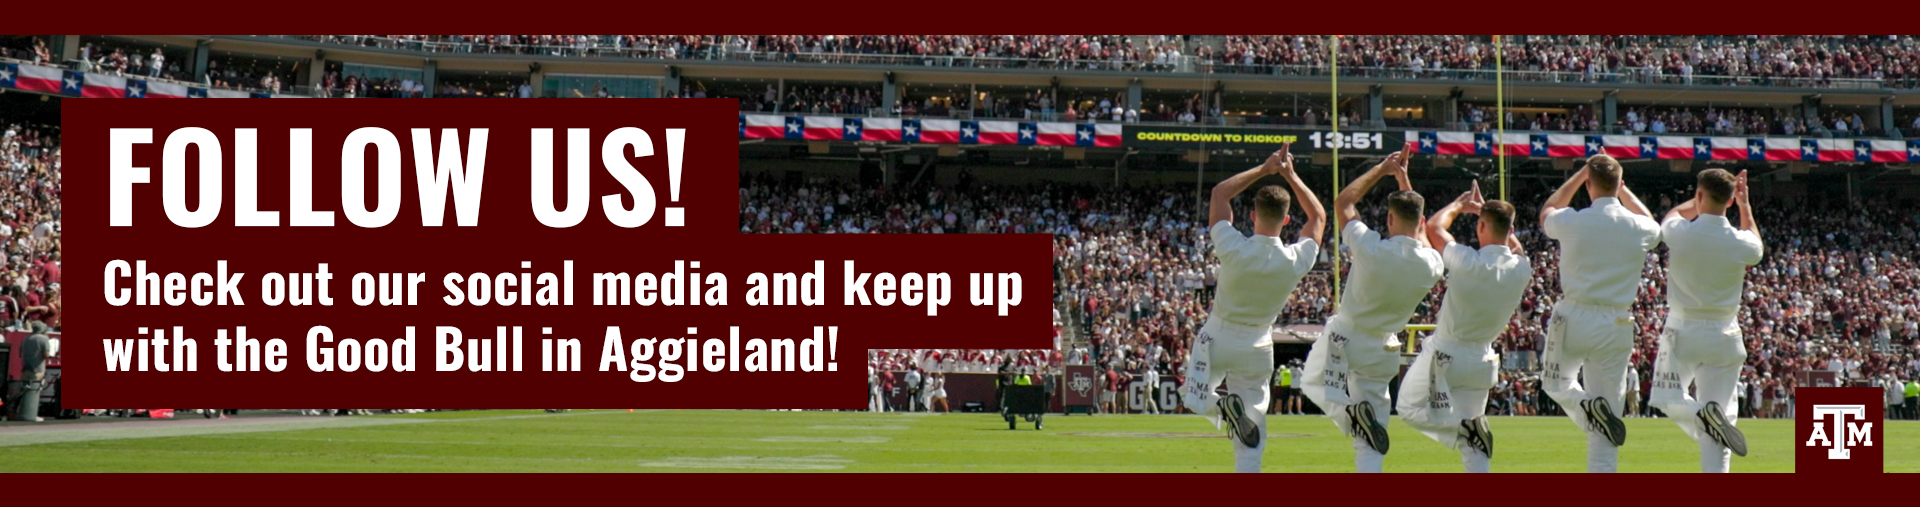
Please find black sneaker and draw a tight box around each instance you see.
[1582,398,1627,447]
[1346,402,1390,454]
[1698,401,1747,457]
[1461,416,1494,459]
[1217,394,1261,448]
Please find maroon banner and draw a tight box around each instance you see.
[1061,365,1096,409]
[61,99,1053,408]
[1794,387,1884,474]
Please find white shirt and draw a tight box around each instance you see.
[1662,214,1763,320]
[1543,197,1660,308]
[1207,221,1317,333]
[1327,220,1444,340]
[1435,242,1532,344]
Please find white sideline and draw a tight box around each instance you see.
[0,410,648,447]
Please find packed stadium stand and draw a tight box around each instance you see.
[4,34,1919,420]
[0,94,63,334]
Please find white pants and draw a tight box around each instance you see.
[1648,315,1746,473]
[870,385,885,412]
[1181,319,1274,473]
[1541,300,1634,473]
[1302,329,1400,473]
[1142,379,1162,414]
[1395,336,1497,473]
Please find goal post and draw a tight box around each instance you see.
[1400,323,1437,355]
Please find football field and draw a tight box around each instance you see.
[2,409,1914,472]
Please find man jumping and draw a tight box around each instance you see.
[1301,143,1444,473]
[1181,144,1325,473]
[1651,169,1762,472]
[1395,181,1530,472]
[1539,154,1660,473]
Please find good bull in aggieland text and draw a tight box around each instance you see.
[104,324,845,381]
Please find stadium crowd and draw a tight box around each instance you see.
[1459,104,1817,137]
[65,40,293,94]
[297,35,1191,71]
[280,35,1920,88]
[0,121,64,333]
[1222,35,1920,87]
[742,166,1920,419]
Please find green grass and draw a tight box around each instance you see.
[2,410,1915,472]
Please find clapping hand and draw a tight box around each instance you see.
[1264,142,1295,178]
[1458,180,1485,214]
[1733,169,1750,209]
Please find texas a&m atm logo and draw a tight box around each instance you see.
[1795,387,1883,473]
[1807,405,1872,458]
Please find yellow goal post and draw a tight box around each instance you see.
[1399,324,1437,355]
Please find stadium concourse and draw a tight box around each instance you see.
[737,164,1920,421]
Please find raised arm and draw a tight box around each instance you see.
[1336,147,1408,227]
[1428,181,1483,248]
[1391,142,1415,192]
[1209,149,1284,226]
[1540,164,1589,225]
[1271,143,1326,245]
[1665,196,1700,223]
[1617,183,1654,219]
[1734,169,1758,235]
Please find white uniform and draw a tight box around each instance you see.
[869,366,885,412]
[1649,213,1762,473]
[1302,220,1443,473]
[1182,220,1318,473]
[1395,242,1530,473]
[1540,196,1660,473]
[903,370,923,412]
[1142,367,1161,414]
[921,375,938,409]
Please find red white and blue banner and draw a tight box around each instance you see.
[917,119,961,144]
[0,63,288,99]
[0,63,69,93]
[5,62,1918,164]
[1757,138,1801,161]
[1494,132,1531,156]
[802,116,845,140]
[725,120,1920,161]
[738,115,1127,148]
[740,114,790,139]
[856,118,901,141]
[1035,122,1077,146]
[1087,123,1122,147]
[1422,131,1478,155]
[1867,140,1913,163]
[137,80,189,98]
[79,73,128,98]
[1411,131,1917,163]
[974,121,1019,145]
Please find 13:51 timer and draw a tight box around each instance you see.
[1305,131,1385,150]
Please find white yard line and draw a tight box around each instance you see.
[0,410,651,447]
